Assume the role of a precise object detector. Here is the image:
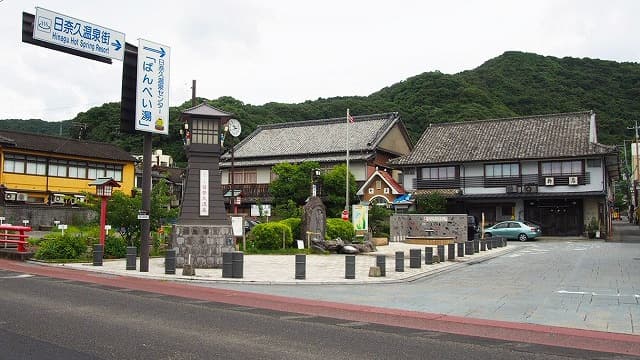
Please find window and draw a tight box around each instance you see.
[541,160,582,175]
[421,166,456,180]
[68,161,87,179]
[485,163,519,177]
[48,159,67,177]
[4,154,25,174]
[376,180,382,189]
[229,168,257,184]
[26,157,46,175]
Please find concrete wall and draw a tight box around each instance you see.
[390,214,468,243]
[0,205,97,228]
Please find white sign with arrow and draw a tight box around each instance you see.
[32,7,125,61]
[135,38,171,135]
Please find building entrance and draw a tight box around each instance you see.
[524,199,583,236]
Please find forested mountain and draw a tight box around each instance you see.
[2,51,639,165]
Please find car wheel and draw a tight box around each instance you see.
[484,232,492,238]
[518,233,528,242]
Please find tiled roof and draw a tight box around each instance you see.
[222,112,400,161]
[356,170,405,195]
[391,111,616,166]
[182,103,233,117]
[0,130,135,162]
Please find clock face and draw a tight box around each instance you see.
[228,119,241,137]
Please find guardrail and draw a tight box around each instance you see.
[0,225,32,253]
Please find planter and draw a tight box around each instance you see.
[371,237,388,246]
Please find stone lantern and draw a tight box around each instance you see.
[172,103,235,268]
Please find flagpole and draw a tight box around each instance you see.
[346,109,350,213]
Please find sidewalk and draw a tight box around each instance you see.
[50,242,516,285]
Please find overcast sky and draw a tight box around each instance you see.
[1,0,639,122]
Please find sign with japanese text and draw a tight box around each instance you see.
[200,170,209,216]
[33,7,125,61]
[135,38,170,135]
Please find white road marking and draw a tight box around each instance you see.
[557,290,640,298]
[0,274,34,279]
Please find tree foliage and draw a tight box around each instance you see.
[269,161,319,207]
[320,164,358,218]
[415,192,447,214]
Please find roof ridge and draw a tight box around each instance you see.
[428,110,593,128]
[256,112,399,131]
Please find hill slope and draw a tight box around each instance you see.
[1,51,638,165]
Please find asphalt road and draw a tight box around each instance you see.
[0,269,628,360]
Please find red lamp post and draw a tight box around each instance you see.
[89,178,121,247]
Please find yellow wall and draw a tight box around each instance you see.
[0,149,135,201]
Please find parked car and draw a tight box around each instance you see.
[483,220,541,241]
[467,216,478,240]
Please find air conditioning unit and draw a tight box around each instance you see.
[545,177,555,186]
[523,184,538,193]
[4,191,17,201]
[505,185,520,193]
[71,195,86,205]
[16,193,28,202]
[51,194,65,205]
[568,176,579,185]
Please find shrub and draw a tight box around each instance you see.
[279,218,302,240]
[35,234,88,260]
[104,235,127,258]
[326,218,355,241]
[249,222,293,250]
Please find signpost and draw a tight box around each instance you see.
[32,7,125,61]
[135,39,171,135]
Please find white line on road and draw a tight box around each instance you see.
[557,290,640,298]
[0,274,34,279]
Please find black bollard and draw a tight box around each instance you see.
[165,249,176,274]
[481,240,487,251]
[425,246,433,265]
[222,252,233,278]
[473,239,479,253]
[126,246,136,270]
[295,254,306,280]
[409,248,421,268]
[395,251,404,272]
[232,251,244,279]
[457,242,464,257]
[376,255,386,276]
[437,245,445,262]
[92,244,103,266]
[345,255,356,279]
[448,243,455,261]
[487,238,493,250]
[465,241,474,255]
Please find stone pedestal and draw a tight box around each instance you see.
[172,224,235,269]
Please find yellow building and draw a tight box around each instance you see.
[0,130,136,204]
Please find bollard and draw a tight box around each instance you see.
[165,249,176,274]
[448,243,455,261]
[487,238,493,250]
[295,254,306,280]
[473,239,479,253]
[376,255,386,276]
[395,251,404,272]
[345,255,356,279]
[222,252,233,278]
[232,251,244,279]
[92,244,103,266]
[465,241,474,255]
[480,240,486,251]
[126,246,136,270]
[409,248,421,268]
[437,245,445,262]
[457,242,464,257]
[425,246,433,265]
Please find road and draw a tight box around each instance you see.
[212,240,640,335]
[0,268,632,360]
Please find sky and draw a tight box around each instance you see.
[1,0,639,122]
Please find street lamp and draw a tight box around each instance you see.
[89,177,121,247]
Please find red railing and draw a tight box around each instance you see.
[0,225,31,253]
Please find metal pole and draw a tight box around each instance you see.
[192,80,196,107]
[345,108,350,213]
[140,132,152,272]
[99,196,107,247]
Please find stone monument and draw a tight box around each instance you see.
[171,103,236,268]
[301,196,326,245]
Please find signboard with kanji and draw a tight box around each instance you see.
[135,39,170,135]
[32,7,125,61]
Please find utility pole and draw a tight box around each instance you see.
[626,121,640,222]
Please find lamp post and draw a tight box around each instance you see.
[89,178,120,247]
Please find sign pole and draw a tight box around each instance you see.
[140,132,152,272]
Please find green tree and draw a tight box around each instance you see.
[320,164,358,218]
[269,161,320,206]
[369,204,391,237]
[415,192,447,214]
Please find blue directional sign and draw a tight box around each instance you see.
[135,39,171,135]
[32,7,125,61]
